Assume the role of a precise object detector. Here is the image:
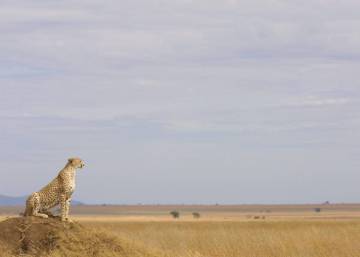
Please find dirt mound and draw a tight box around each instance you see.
[0,217,160,257]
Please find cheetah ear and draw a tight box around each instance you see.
[68,158,74,163]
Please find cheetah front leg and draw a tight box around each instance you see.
[60,194,68,222]
[60,195,73,222]
[65,197,72,222]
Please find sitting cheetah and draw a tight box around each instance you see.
[24,158,85,222]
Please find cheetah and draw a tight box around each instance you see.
[24,158,85,222]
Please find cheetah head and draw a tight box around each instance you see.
[68,157,85,169]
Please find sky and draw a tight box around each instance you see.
[0,0,359,204]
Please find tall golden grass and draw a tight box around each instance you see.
[86,220,360,257]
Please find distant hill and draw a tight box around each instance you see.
[0,195,84,206]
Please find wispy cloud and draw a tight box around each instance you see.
[0,0,360,203]
[290,96,351,107]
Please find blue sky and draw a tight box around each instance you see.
[0,0,359,204]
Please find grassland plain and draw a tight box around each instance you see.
[85,220,360,257]
[1,204,360,257]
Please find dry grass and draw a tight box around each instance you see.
[2,205,360,257]
[85,220,360,257]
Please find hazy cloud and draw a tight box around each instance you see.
[0,0,359,204]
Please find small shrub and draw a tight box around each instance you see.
[314,208,321,213]
[170,211,180,219]
[192,212,200,219]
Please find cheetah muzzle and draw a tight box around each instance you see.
[24,157,85,222]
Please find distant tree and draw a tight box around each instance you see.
[314,208,321,213]
[192,212,201,219]
[170,210,180,219]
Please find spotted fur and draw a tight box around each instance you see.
[24,158,85,222]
